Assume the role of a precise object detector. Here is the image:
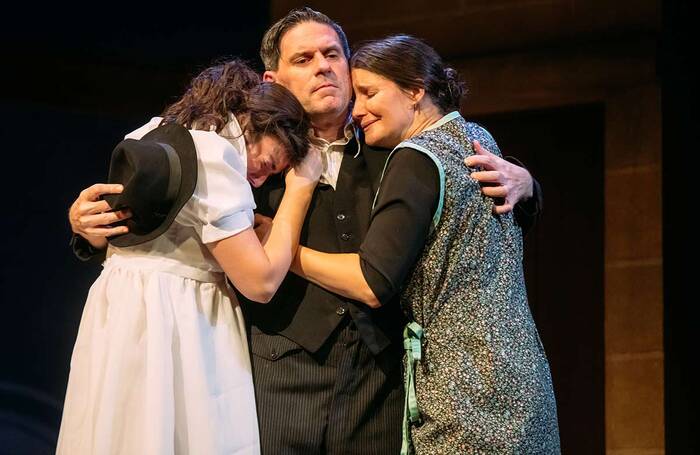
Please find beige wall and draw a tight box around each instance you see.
[604,85,663,454]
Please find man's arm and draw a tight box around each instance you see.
[68,183,130,260]
[465,140,542,233]
[504,155,542,234]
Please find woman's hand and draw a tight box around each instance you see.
[285,146,322,192]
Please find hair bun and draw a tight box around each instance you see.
[443,67,458,80]
[351,35,467,113]
[442,66,465,110]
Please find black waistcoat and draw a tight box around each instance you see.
[239,137,406,356]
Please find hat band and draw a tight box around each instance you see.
[158,142,182,205]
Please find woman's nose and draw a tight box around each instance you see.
[352,100,365,119]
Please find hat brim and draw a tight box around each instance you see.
[107,123,198,248]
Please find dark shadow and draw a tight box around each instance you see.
[0,3,270,449]
[473,104,606,454]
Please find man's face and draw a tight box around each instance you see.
[264,21,352,120]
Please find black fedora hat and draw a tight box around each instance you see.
[103,122,197,247]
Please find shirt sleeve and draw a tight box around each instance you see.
[69,233,107,262]
[176,131,256,244]
[124,116,162,140]
[505,155,542,235]
[358,148,440,305]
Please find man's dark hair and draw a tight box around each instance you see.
[260,7,351,71]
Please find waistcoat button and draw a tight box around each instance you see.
[336,307,347,316]
[340,232,352,241]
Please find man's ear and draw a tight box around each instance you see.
[263,71,277,82]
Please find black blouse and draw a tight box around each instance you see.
[358,148,542,306]
[359,148,440,305]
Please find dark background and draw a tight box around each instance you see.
[0,1,696,453]
[0,4,271,452]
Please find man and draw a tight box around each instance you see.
[69,8,541,453]
[237,9,540,454]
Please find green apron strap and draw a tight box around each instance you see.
[372,142,445,235]
[401,321,424,455]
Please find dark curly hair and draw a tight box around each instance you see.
[160,59,312,166]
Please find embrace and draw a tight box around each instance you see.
[60,7,560,455]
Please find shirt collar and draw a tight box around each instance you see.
[316,116,362,158]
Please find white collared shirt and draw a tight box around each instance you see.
[315,120,361,189]
[205,114,361,190]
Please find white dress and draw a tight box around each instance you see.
[56,117,261,455]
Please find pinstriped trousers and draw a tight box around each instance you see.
[249,318,404,454]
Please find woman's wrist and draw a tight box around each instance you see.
[284,182,315,198]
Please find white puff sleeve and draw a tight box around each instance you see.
[124,117,163,140]
[176,130,256,244]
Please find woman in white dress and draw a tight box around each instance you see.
[57,60,320,455]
